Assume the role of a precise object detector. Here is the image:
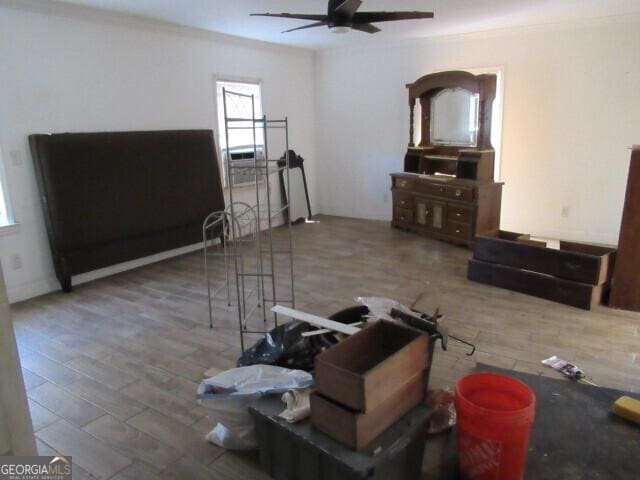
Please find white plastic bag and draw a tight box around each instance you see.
[197,365,312,450]
[355,296,413,321]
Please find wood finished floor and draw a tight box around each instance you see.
[11,215,640,479]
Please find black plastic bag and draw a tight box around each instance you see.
[236,321,332,371]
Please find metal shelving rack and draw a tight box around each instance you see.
[203,88,295,352]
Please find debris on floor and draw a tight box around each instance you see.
[542,355,598,385]
[236,320,338,372]
[612,395,640,425]
[245,300,476,451]
[238,305,373,371]
[355,296,414,322]
[425,388,456,434]
[278,388,311,423]
[271,305,361,335]
[197,365,312,450]
[356,296,476,355]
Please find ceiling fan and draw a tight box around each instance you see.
[250,0,434,34]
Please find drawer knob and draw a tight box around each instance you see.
[401,200,406,205]
[456,213,461,217]
[400,216,405,220]
[456,229,461,233]
[455,189,462,197]
[425,210,430,215]
[439,187,444,192]
[400,181,407,187]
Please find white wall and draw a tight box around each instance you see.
[315,16,640,245]
[0,0,317,302]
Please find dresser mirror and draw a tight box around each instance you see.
[406,70,495,151]
[430,87,479,147]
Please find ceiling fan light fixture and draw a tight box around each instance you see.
[251,0,434,36]
[329,26,351,34]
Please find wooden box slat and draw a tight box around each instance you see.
[310,372,425,450]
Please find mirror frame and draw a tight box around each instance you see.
[406,71,496,150]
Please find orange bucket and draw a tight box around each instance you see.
[455,373,536,480]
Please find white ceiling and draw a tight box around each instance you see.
[61,0,640,49]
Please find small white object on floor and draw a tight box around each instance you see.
[541,355,584,380]
[355,296,413,322]
[278,388,311,423]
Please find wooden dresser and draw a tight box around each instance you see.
[391,71,504,246]
[391,172,502,246]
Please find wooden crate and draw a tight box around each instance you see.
[310,372,425,450]
[314,321,430,412]
[473,231,616,285]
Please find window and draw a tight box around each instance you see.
[215,79,263,187]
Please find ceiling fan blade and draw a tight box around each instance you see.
[250,13,328,21]
[333,0,362,19]
[282,21,329,33]
[352,11,435,23]
[351,23,381,34]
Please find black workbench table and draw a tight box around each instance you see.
[249,363,638,479]
[427,364,640,480]
[249,397,430,480]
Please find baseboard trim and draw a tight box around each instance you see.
[8,241,205,304]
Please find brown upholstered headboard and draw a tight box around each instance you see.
[29,129,225,292]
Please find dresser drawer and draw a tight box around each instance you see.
[414,181,430,195]
[416,182,444,196]
[444,185,474,201]
[415,182,474,202]
[395,177,415,191]
[394,207,414,224]
[447,220,472,240]
[393,192,413,208]
[448,204,474,223]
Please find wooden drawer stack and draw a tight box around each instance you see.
[310,321,431,450]
[390,173,502,246]
[468,231,617,310]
